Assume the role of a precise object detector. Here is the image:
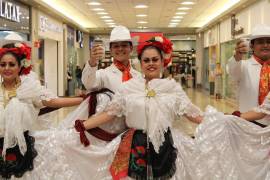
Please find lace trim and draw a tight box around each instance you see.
[104,92,126,117]
[253,103,270,115]
[39,87,58,102]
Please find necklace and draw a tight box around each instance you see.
[1,80,21,108]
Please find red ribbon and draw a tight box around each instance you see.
[74,120,90,147]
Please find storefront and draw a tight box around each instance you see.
[35,11,64,96]
[0,0,30,42]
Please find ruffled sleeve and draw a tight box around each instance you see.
[18,72,58,108]
[253,93,270,115]
[104,87,126,117]
[174,85,203,118]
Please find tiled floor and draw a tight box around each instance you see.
[173,88,237,135]
[48,88,237,136]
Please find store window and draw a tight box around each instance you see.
[0,0,30,41]
[220,40,237,100]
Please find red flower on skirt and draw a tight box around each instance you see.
[136,159,146,167]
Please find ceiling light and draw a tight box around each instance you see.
[181,1,195,5]
[106,22,115,25]
[135,4,148,8]
[104,19,114,22]
[92,8,104,11]
[87,2,101,5]
[41,0,95,28]
[178,7,191,10]
[176,12,187,15]
[97,12,108,15]
[171,19,181,22]
[109,25,116,27]
[100,16,111,19]
[169,23,179,25]
[137,21,148,24]
[168,25,177,27]
[173,16,183,19]
[136,14,147,17]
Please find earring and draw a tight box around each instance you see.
[142,73,146,79]
[159,67,164,78]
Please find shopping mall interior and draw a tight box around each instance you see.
[0,0,268,135]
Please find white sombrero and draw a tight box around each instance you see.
[250,24,270,41]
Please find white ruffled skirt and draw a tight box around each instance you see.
[13,106,270,180]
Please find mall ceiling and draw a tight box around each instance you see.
[25,0,258,35]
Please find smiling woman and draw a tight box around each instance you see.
[0,42,83,178]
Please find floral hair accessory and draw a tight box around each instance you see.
[0,43,32,75]
[137,36,173,67]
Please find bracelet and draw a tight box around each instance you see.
[232,110,241,117]
[74,120,90,147]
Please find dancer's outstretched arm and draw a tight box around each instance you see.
[240,111,266,121]
[42,97,83,108]
[184,115,202,124]
[83,112,116,130]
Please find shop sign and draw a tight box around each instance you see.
[231,14,244,38]
[0,0,21,23]
[39,15,62,33]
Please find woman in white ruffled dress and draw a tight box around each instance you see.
[24,37,206,180]
[0,42,83,179]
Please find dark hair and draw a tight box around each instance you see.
[109,41,132,49]
[138,45,163,61]
[1,43,26,66]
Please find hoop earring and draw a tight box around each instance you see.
[142,73,146,79]
[159,67,164,78]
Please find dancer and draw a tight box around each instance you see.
[227,24,270,125]
[0,42,83,179]
[60,25,141,141]
[65,36,204,179]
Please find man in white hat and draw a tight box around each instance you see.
[81,25,140,138]
[227,24,270,125]
[82,25,140,90]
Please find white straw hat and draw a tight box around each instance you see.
[250,24,270,41]
[109,25,132,43]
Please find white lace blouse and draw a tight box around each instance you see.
[105,77,203,152]
[0,72,57,157]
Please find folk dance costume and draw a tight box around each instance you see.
[58,60,141,143]
[26,78,205,180]
[195,105,270,179]
[0,73,59,179]
[2,75,270,179]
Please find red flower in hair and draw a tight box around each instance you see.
[0,43,32,75]
[137,36,173,67]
